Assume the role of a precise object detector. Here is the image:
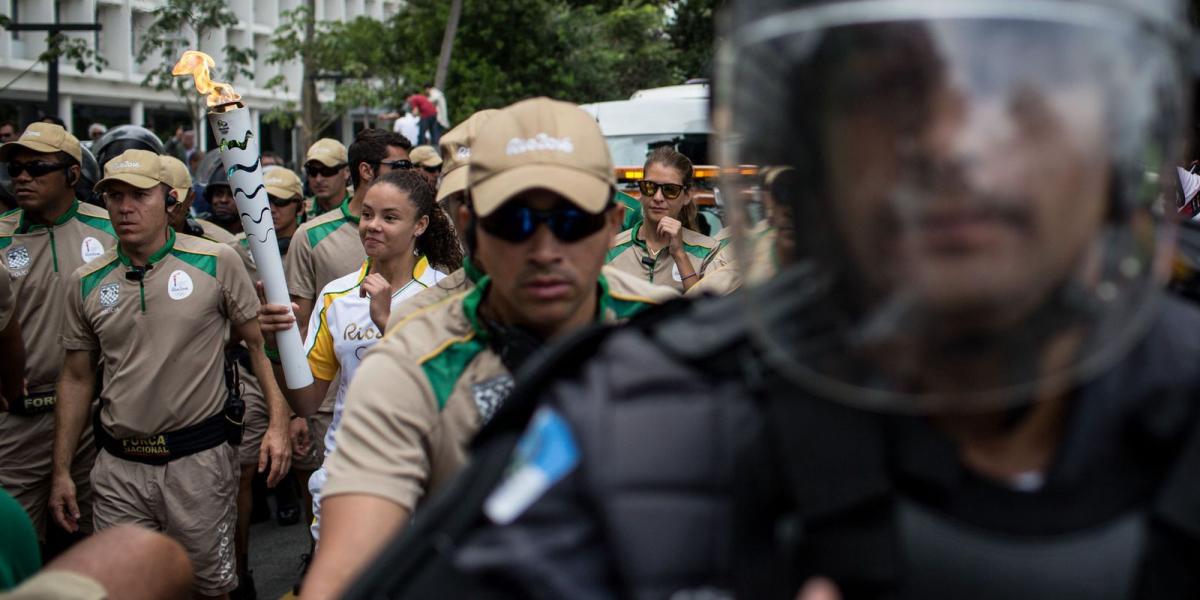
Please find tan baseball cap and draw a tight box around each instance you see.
[264,166,303,199]
[160,156,193,202]
[409,145,442,168]
[436,109,500,202]
[94,149,173,191]
[0,123,83,164]
[469,98,614,217]
[305,138,347,167]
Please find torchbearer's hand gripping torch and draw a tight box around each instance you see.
[173,51,313,389]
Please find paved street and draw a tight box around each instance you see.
[247,500,311,600]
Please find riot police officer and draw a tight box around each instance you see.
[343,1,1200,599]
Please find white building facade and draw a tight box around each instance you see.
[0,0,400,161]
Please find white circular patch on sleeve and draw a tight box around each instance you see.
[81,237,105,263]
[167,269,194,300]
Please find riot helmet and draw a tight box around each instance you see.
[93,125,165,171]
[76,145,102,207]
[718,0,1193,411]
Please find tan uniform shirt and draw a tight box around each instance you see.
[196,219,238,245]
[606,220,719,292]
[61,231,260,438]
[322,271,671,511]
[285,198,365,301]
[0,202,117,394]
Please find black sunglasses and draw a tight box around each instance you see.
[8,160,70,178]
[479,202,610,243]
[268,195,299,208]
[379,159,415,171]
[305,163,346,178]
[422,165,440,175]
[637,180,686,200]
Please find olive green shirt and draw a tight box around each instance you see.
[0,201,117,395]
[61,230,260,437]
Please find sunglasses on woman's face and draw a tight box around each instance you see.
[479,202,609,243]
[8,160,70,178]
[637,180,686,200]
[422,166,441,175]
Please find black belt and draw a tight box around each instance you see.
[6,391,56,416]
[95,411,232,465]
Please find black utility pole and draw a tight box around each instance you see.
[4,1,102,118]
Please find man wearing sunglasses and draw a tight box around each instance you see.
[0,123,117,546]
[303,138,351,220]
[298,97,675,600]
[283,127,413,577]
[408,145,443,190]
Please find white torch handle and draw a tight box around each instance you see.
[209,105,314,389]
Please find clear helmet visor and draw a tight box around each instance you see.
[719,2,1191,412]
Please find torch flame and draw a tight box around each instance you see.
[172,50,241,107]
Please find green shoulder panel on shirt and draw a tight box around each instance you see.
[598,273,656,320]
[0,235,11,251]
[682,241,714,261]
[607,228,635,264]
[616,190,642,230]
[75,207,116,238]
[170,249,218,278]
[80,257,120,300]
[420,337,486,411]
[305,218,347,250]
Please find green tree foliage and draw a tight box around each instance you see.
[263,7,398,136]
[386,0,683,125]
[135,0,255,132]
[668,0,723,80]
[265,0,707,133]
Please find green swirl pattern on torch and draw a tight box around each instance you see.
[219,130,254,152]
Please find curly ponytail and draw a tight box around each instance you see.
[370,170,465,273]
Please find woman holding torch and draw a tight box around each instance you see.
[256,169,463,542]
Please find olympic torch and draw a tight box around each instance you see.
[173,51,313,389]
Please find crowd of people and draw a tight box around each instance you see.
[5,0,1200,598]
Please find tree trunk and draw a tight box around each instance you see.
[434,0,463,91]
[299,0,319,162]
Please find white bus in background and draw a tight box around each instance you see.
[580,81,730,235]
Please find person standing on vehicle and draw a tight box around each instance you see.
[49,150,291,598]
[606,147,718,292]
[298,97,676,600]
[0,123,117,544]
[408,91,440,147]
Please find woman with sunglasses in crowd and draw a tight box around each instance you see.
[606,147,719,292]
[256,169,463,542]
